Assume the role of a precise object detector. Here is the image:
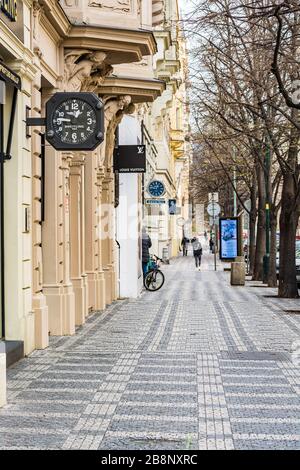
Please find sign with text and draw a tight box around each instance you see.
[146,199,166,205]
[219,217,239,260]
[168,199,177,215]
[114,145,146,173]
[0,61,21,89]
[0,1,23,42]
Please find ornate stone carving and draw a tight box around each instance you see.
[88,0,131,12]
[99,95,135,168]
[103,95,132,133]
[152,0,164,27]
[33,1,43,41]
[63,0,77,6]
[63,50,113,92]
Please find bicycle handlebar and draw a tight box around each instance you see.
[151,254,165,263]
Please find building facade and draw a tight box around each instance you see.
[142,0,191,260]
[0,0,190,406]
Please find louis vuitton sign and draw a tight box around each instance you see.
[114,145,146,173]
[0,0,23,42]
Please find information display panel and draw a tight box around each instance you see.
[219,217,239,260]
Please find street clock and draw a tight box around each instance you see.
[45,92,104,151]
[147,180,166,198]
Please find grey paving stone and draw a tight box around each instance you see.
[0,254,299,450]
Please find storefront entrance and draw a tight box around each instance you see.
[0,62,21,339]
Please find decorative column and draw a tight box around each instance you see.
[69,153,87,325]
[96,165,107,310]
[101,173,114,306]
[85,151,104,311]
[80,154,89,318]
[31,55,49,349]
[61,152,76,334]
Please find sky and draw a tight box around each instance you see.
[178,0,194,16]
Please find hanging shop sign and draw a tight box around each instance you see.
[0,1,23,41]
[219,217,239,261]
[0,62,21,163]
[113,145,146,173]
[26,92,105,151]
[0,61,21,90]
[146,199,166,205]
[168,199,177,215]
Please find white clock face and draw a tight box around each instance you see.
[52,99,97,144]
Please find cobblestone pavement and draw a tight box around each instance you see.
[0,253,299,450]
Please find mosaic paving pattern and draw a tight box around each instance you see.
[0,253,299,450]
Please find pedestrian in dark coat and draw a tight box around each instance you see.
[142,227,152,278]
[181,236,189,256]
[192,237,202,270]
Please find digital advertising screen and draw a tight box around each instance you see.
[219,218,239,260]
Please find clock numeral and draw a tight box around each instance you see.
[72,133,77,141]
[72,102,79,110]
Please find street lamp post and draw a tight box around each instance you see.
[263,140,271,283]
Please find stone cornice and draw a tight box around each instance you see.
[0,19,35,62]
[98,76,165,103]
[38,0,71,37]
[154,30,172,50]
[64,26,157,64]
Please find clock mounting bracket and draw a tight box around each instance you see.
[26,92,104,152]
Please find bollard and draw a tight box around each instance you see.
[230,259,246,286]
[0,341,6,407]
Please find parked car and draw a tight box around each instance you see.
[276,240,300,286]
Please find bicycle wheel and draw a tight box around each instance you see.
[144,269,165,291]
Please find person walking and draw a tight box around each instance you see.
[142,227,152,278]
[192,236,202,271]
[181,236,189,256]
[209,237,215,254]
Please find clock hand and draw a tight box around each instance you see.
[57,118,71,122]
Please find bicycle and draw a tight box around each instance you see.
[144,255,165,291]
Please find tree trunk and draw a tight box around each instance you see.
[249,181,257,277]
[253,162,266,281]
[278,173,299,298]
[268,214,278,287]
[279,110,300,298]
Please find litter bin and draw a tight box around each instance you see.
[230,257,246,286]
[162,247,169,263]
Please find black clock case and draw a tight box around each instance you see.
[45,92,104,151]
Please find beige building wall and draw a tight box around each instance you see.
[0,0,38,355]
[143,0,191,259]
[0,4,190,416]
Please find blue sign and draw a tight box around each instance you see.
[146,199,166,205]
[168,199,176,215]
[219,218,239,260]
